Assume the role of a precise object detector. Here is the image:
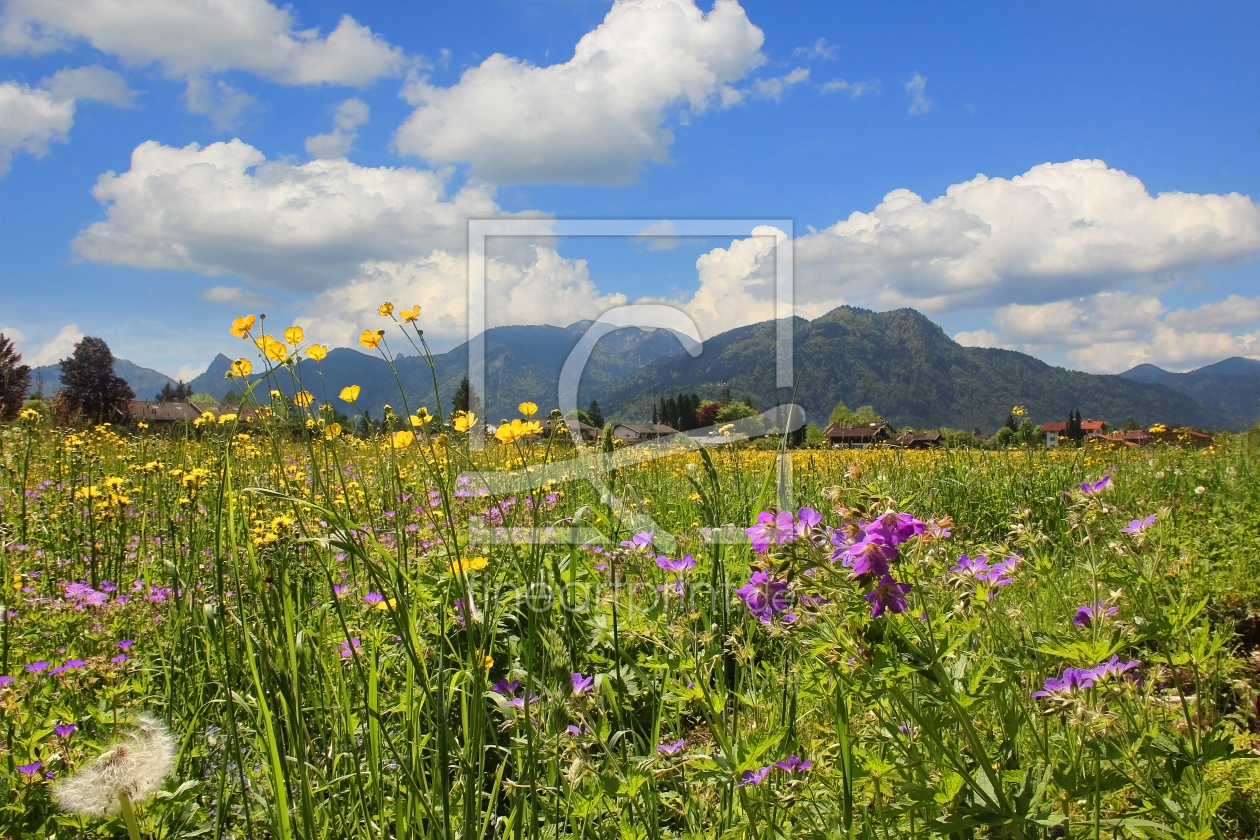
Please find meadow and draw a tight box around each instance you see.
[3,314,1260,839]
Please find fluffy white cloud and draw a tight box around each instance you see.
[750,67,808,101]
[305,98,369,159]
[0,81,73,174]
[73,138,524,291]
[905,72,930,114]
[789,159,1260,313]
[69,137,629,347]
[0,0,406,86]
[393,0,765,185]
[9,323,86,367]
[297,247,628,348]
[954,291,1260,373]
[40,64,135,105]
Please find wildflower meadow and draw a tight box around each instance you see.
[3,311,1260,839]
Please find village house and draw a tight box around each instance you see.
[824,422,890,448]
[1097,429,1153,447]
[612,423,677,444]
[1040,419,1105,447]
[898,431,942,449]
[552,417,601,441]
[128,400,243,422]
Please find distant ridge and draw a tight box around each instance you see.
[176,306,1232,432]
[1120,356,1260,430]
[30,358,177,402]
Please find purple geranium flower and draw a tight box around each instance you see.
[655,554,696,574]
[775,755,811,773]
[117,640,134,650]
[843,536,897,578]
[363,592,383,605]
[1072,601,1118,627]
[739,765,772,787]
[571,672,594,696]
[1080,475,1112,494]
[657,739,686,756]
[745,511,796,553]
[491,679,520,697]
[25,661,47,674]
[864,511,926,547]
[951,554,991,577]
[54,723,76,739]
[111,654,128,665]
[0,675,13,687]
[17,761,41,776]
[864,575,912,618]
[1121,514,1157,535]
[566,724,586,736]
[62,658,85,670]
[735,571,791,623]
[1090,655,1140,682]
[1032,667,1096,697]
[795,507,822,538]
[339,638,361,658]
[619,532,654,552]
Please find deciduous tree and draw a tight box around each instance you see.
[57,337,134,424]
[0,333,31,420]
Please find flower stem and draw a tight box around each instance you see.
[119,791,143,840]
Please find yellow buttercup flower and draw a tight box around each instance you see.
[229,358,253,377]
[306,344,327,361]
[255,334,287,362]
[360,329,384,349]
[495,418,542,443]
[230,314,255,338]
[410,409,431,427]
[324,423,342,440]
[451,556,489,574]
[399,305,421,322]
[452,411,476,432]
[378,302,394,316]
[218,413,238,424]
[476,651,493,669]
[390,430,414,449]
[1012,405,1027,417]
[270,389,283,400]
[294,391,314,407]
[340,385,361,402]
[375,597,397,612]
[284,325,304,345]
[519,401,538,417]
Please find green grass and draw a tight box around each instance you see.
[2,387,1259,838]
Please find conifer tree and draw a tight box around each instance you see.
[0,333,31,420]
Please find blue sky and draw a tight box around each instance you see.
[1,0,1257,380]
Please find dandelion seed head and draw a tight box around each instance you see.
[54,713,175,817]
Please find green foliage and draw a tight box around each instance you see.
[829,400,884,427]
[0,332,31,420]
[715,401,760,422]
[57,336,134,424]
[2,333,1258,840]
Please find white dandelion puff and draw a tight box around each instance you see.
[54,713,175,818]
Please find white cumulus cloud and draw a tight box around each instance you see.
[820,78,876,98]
[72,138,525,291]
[750,67,808,101]
[11,323,86,367]
[789,159,1260,313]
[40,64,135,105]
[305,97,369,159]
[393,0,766,185]
[0,81,74,175]
[954,291,1260,373]
[793,37,838,61]
[0,0,407,85]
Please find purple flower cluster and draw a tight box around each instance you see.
[738,755,811,786]
[735,571,792,623]
[828,509,926,618]
[950,554,1019,600]
[1072,601,1118,628]
[491,679,539,709]
[1080,475,1112,495]
[1033,656,1140,697]
[1121,513,1156,535]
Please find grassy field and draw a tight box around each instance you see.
[3,326,1260,838]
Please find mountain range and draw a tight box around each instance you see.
[1118,357,1260,431]
[32,307,1257,432]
